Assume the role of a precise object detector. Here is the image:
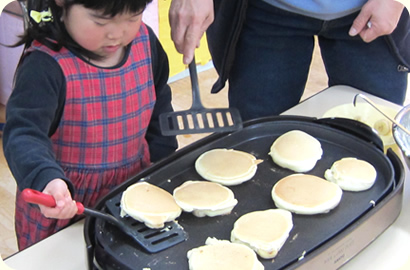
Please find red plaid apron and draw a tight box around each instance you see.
[15,24,155,250]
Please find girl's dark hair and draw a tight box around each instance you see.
[15,0,152,59]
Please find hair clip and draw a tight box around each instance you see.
[30,8,53,24]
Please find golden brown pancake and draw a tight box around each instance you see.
[324,157,377,191]
[269,130,323,172]
[231,209,293,259]
[187,237,264,270]
[120,182,182,228]
[173,180,238,217]
[271,174,342,215]
[195,148,263,186]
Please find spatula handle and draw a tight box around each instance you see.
[21,188,84,214]
[188,56,204,110]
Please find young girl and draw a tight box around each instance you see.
[3,0,177,250]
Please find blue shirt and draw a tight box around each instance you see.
[263,0,368,20]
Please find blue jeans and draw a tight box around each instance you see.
[228,0,408,120]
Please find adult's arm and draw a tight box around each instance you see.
[169,0,214,64]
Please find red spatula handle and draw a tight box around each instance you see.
[21,188,84,214]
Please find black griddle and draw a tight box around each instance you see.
[83,116,402,270]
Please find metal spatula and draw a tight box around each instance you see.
[21,189,187,253]
[159,57,243,135]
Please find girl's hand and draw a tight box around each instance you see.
[169,0,214,64]
[39,179,78,219]
[349,0,405,42]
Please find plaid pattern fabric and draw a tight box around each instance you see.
[50,29,154,170]
[15,24,155,250]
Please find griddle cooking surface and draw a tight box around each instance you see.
[94,118,394,270]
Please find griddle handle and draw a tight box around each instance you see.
[22,188,84,215]
[386,148,405,189]
[315,117,384,152]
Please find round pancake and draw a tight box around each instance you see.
[231,209,293,259]
[269,130,323,172]
[195,148,263,186]
[187,237,264,270]
[173,181,238,217]
[324,157,377,191]
[271,174,343,215]
[120,182,182,229]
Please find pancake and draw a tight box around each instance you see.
[187,237,264,270]
[269,130,323,172]
[271,174,343,215]
[231,209,293,259]
[120,182,182,229]
[173,180,238,217]
[195,148,263,186]
[324,157,377,191]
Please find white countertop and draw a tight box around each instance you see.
[5,85,410,269]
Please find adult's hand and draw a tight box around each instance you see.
[169,0,214,64]
[349,0,404,42]
[39,178,78,219]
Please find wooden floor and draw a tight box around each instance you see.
[6,41,409,259]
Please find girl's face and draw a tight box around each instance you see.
[61,4,143,65]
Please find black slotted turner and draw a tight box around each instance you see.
[160,57,243,135]
[21,189,188,253]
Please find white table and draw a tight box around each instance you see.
[5,85,410,269]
